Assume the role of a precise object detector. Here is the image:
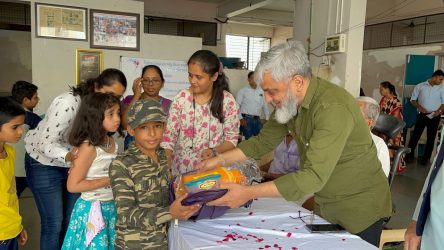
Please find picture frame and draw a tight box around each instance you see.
[90,9,140,51]
[35,3,87,40]
[76,49,104,84]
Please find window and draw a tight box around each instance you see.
[145,16,217,46]
[364,13,444,50]
[226,35,271,70]
[0,2,30,31]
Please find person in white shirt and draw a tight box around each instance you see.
[24,69,127,250]
[236,72,270,139]
[357,96,391,177]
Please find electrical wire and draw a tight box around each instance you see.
[309,0,418,53]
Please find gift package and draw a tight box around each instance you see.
[170,159,262,220]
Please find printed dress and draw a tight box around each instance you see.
[161,89,240,176]
[379,96,406,173]
[62,145,118,250]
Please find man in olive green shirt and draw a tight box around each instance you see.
[198,41,392,247]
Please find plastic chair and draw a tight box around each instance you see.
[379,229,406,249]
[372,113,411,187]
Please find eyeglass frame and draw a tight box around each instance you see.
[289,210,315,225]
[141,78,163,85]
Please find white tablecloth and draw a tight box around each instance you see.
[168,197,378,250]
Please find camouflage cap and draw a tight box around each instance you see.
[127,99,167,128]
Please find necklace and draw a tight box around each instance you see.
[190,97,212,150]
[101,136,112,148]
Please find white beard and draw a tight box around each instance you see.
[275,89,298,124]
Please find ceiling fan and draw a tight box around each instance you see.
[401,19,434,28]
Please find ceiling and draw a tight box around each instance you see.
[185,0,294,26]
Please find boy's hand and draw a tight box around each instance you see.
[170,194,201,220]
[19,228,28,246]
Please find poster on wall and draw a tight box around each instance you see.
[120,57,189,100]
[90,10,140,51]
[76,49,104,84]
[35,3,87,40]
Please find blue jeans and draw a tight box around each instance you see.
[25,153,80,250]
[241,115,263,139]
[0,236,18,250]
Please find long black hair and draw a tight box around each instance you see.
[68,92,123,147]
[380,81,397,97]
[71,68,127,97]
[188,50,229,123]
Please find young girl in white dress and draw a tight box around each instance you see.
[62,92,122,250]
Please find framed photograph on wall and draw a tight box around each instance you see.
[76,49,104,84]
[90,9,140,51]
[35,3,87,40]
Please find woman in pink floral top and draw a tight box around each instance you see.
[161,50,240,176]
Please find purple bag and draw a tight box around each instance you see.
[169,159,260,220]
[182,189,230,220]
[169,182,230,220]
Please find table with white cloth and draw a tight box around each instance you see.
[168,197,377,250]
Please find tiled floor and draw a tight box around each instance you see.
[18,160,430,250]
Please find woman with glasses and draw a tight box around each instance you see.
[121,65,172,149]
[161,50,240,176]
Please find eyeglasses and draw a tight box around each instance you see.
[289,210,315,225]
[141,78,162,85]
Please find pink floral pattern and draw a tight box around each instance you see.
[161,89,240,176]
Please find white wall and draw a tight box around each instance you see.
[0,30,32,94]
[31,0,202,112]
[271,26,293,47]
[361,44,444,101]
[225,68,250,97]
[309,0,367,96]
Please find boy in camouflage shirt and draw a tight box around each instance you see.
[109,99,200,250]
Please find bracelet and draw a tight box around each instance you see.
[216,154,226,166]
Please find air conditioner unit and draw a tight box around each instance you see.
[325,34,346,54]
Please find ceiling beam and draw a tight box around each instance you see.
[217,0,279,18]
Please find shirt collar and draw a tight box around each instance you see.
[128,143,162,161]
[300,77,319,110]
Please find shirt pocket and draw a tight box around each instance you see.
[135,175,168,208]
